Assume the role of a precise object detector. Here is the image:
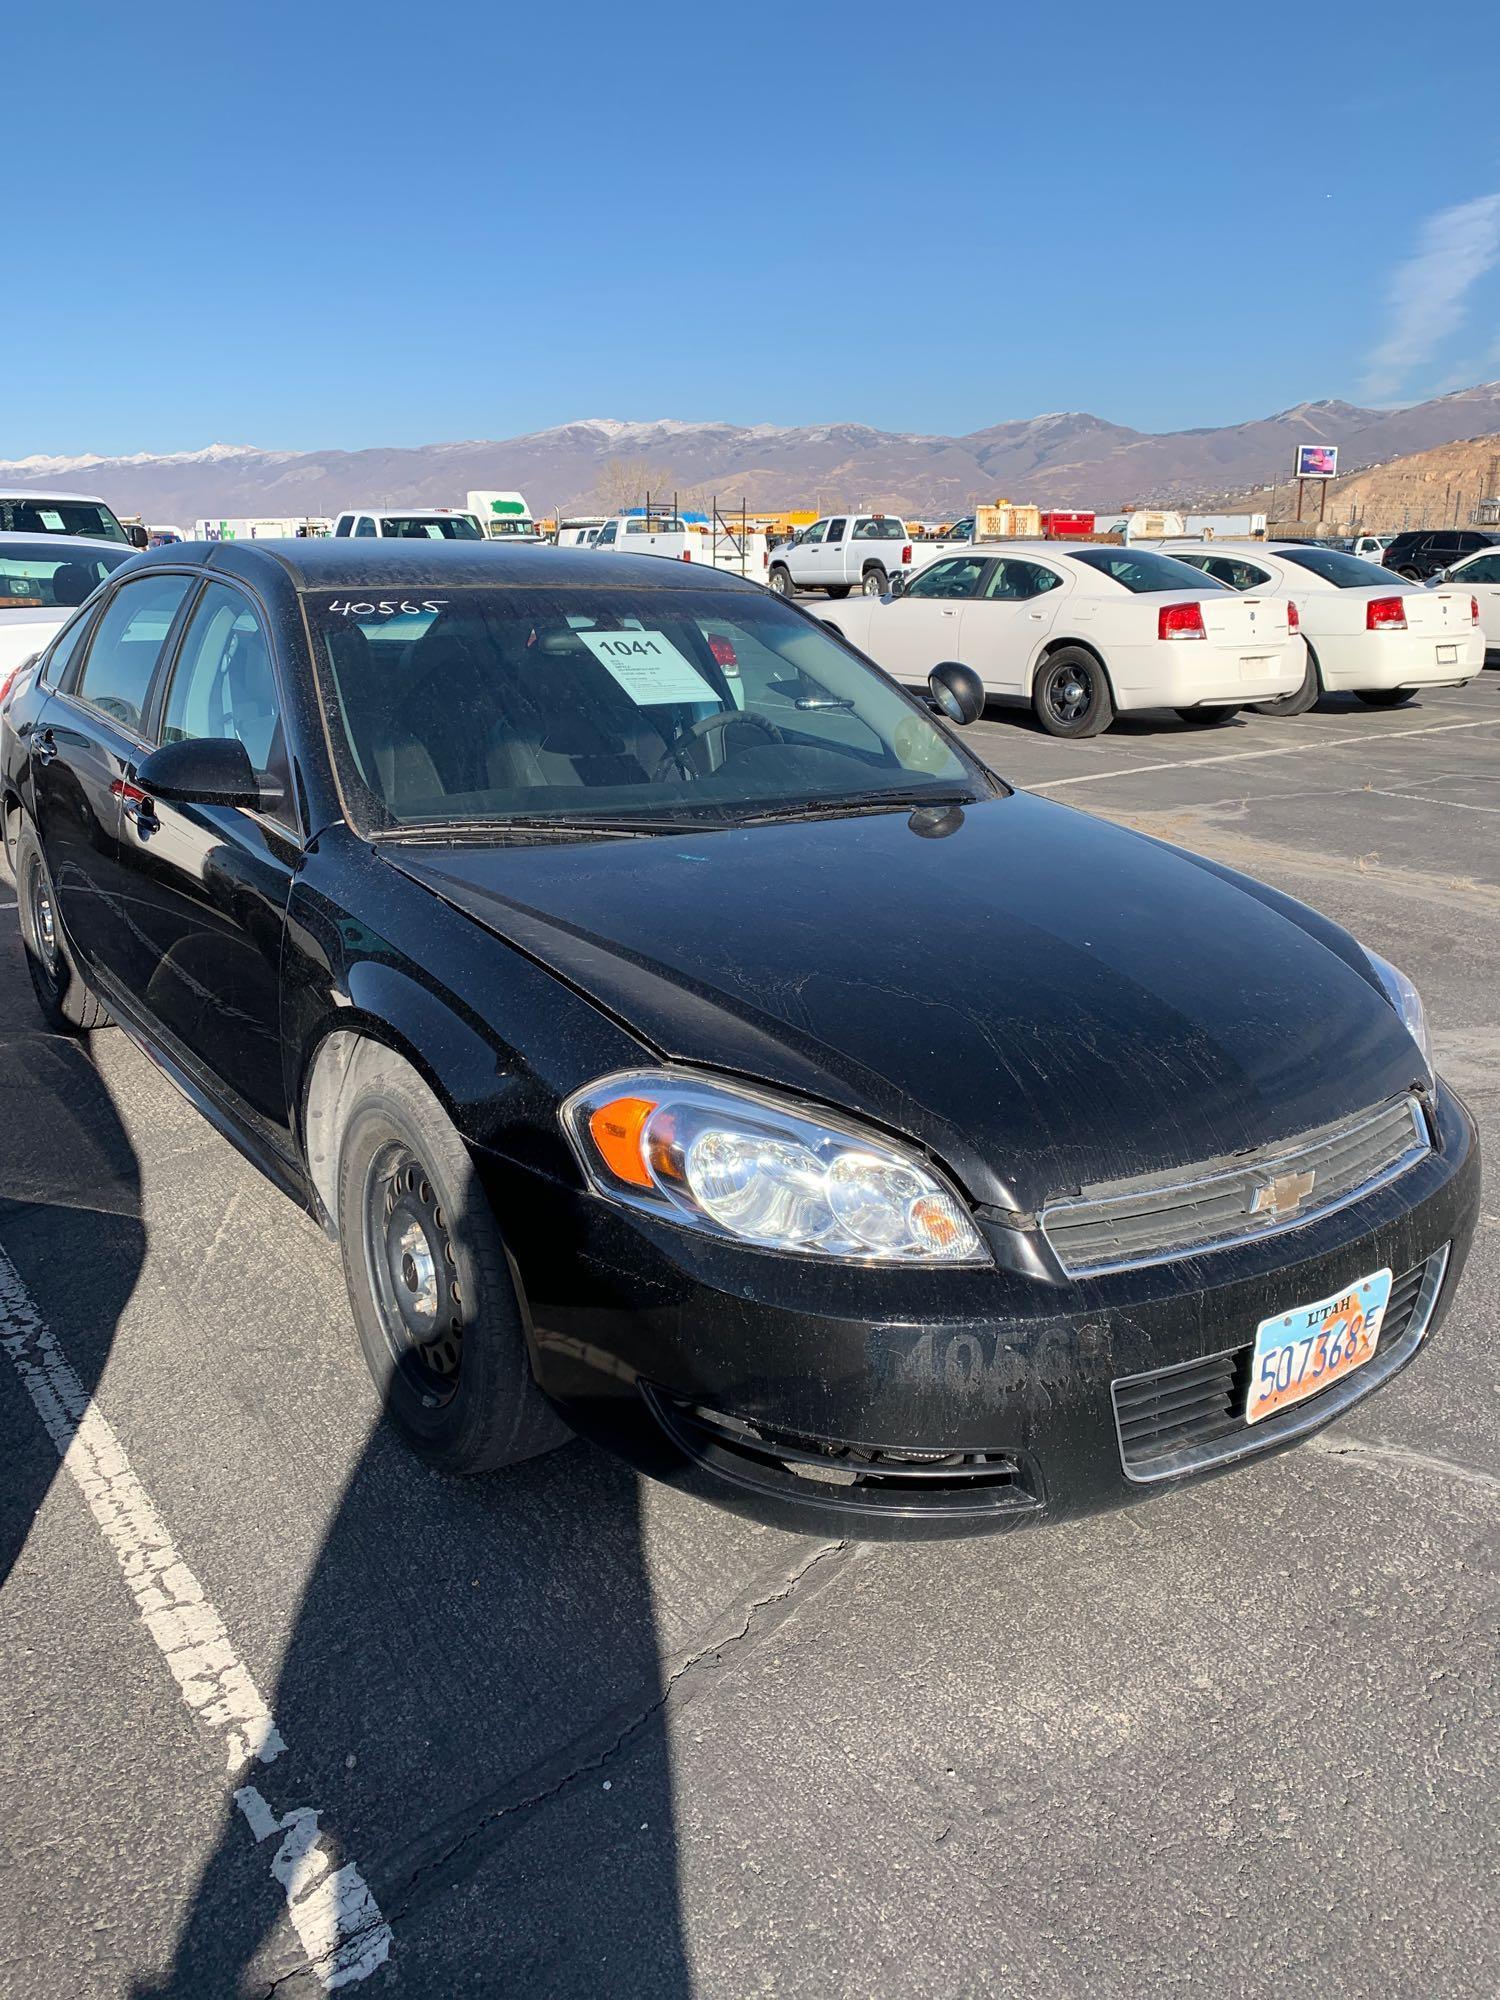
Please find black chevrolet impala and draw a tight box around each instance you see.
[0,541,1478,1537]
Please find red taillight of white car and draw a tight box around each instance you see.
[0,663,27,710]
[680,549,692,562]
[1367,596,1408,631]
[1472,595,1481,626]
[902,544,912,565]
[1286,599,1300,633]
[1158,601,1206,640]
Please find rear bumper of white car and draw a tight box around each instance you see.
[1313,629,1483,691]
[1106,636,1303,711]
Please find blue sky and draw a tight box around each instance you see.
[14,3,1500,456]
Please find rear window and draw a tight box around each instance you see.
[1066,548,1230,594]
[0,541,130,609]
[1275,547,1400,589]
[377,515,483,540]
[0,497,129,546]
[852,517,907,541]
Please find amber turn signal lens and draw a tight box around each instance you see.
[587,1096,658,1186]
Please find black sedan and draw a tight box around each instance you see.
[0,541,1478,1538]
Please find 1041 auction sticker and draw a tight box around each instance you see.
[577,629,716,705]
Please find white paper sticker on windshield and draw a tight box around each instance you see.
[576,629,716,705]
[39,510,65,530]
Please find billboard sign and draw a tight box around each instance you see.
[1295,444,1338,480]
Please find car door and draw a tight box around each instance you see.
[872,555,988,678]
[109,577,302,1156]
[1453,551,1500,650]
[957,557,1066,694]
[28,568,197,979]
[788,518,828,587]
[813,518,848,589]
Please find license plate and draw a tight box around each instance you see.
[1437,644,1458,664]
[1239,656,1274,677]
[1245,1267,1392,1425]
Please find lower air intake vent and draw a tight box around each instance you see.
[1111,1246,1448,1482]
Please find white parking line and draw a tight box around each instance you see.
[1026,716,1500,790]
[0,1248,393,1990]
[1367,788,1500,815]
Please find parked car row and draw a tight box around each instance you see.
[811,540,1483,737]
[0,538,1477,1538]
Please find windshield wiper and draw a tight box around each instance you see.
[738,789,983,826]
[380,815,712,842]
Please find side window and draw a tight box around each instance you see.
[1461,554,1500,583]
[825,518,848,541]
[160,583,290,813]
[985,560,1062,601]
[354,516,377,539]
[799,521,828,546]
[906,557,986,600]
[333,515,353,538]
[40,608,96,689]
[597,522,618,546]
[74,573,194,733]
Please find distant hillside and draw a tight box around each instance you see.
[9,384,1500,522]
[1221,430,1500,533]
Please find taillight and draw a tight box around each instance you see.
[762,551,769,569]
[902,544,912,564]
[1158,601,1206,640]
[0,664,25,709]
[1366,596,1408,631]
[680,548,692,562]
[1286,599,1300,633]
[707,634,738,669]
[1472,595,1481,626]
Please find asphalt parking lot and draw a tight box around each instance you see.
[1,673,1496,1998]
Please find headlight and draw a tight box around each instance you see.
[1364,949,1432,1069]
[562,1069,987,1264]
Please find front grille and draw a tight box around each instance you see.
[1042,1094,1429,1278]
[1112,1246,1448,1482]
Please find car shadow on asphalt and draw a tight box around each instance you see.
[134,1363,694,1994]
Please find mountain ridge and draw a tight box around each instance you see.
[7,384,1500,522]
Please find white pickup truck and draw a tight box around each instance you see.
[766,513,915,599]
[593,514,769,579]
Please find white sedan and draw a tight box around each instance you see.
[813,543,1303,737]
[1427,544,1500,663]
[1162,541,1482,711]
[0,531,132,684]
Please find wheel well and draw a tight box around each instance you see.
[300,1027,454,1235]
[861,559,887,574]
[1030,637,1113,702]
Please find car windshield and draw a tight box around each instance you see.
[486,520,539,538]
[305,584,988,835]
[0,498,130,546]
[378,515,484,540]
[0,541,131,608]
[1274,547,1402,589]
[1064,547,1231,593]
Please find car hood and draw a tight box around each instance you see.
[384,794,1424,1214]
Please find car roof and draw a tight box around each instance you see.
[0,528,130,552]
[124,539,767,594]
[336,505,478,515]
[0,488,115,505]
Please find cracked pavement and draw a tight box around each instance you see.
[0,677,1496,1997]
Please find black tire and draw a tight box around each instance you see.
[14,820,112,1033]
[1032,648,1114,738]
[768,566,793,598]
[825,584,851,599]
[1174,705,1240,725]
[1355,687,1416,707]
[1253,642,1321,716]
[1397,568,1423,582]
[861,566,888,597]
[336,1055,571,1474]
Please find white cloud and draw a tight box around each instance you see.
[1361,192,1500,399]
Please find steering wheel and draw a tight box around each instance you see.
[651,710,784,783]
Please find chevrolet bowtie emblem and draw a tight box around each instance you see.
[1250,1168,1317,1222]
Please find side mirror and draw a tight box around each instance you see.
[888,572,906,597]
[125,523,149,550]
[928,660,984,725]
[135,736,273,810]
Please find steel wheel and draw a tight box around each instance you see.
[362,1141,463,1406]
[861,568,887,596]
[1044,658,1092,726]
[768,567,792,597]
[25,852,59,991]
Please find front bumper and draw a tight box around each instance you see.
[493,1082,1479,1540]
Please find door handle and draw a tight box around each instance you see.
[121,785,161,839]
[33,729,57,765]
